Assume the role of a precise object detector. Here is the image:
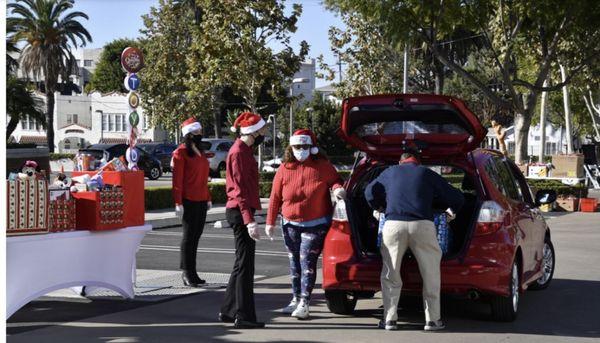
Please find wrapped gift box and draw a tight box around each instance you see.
[6,179,49,236]
[72,170,144,227]
[556,196,578,212]
[73,188,125,230]
[48,189,77,232]
[552,154,584,178]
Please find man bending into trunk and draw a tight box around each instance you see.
[364,150,464,331]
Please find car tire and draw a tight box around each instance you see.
[148,166,162,180]
[490,260,519,322]
[529,236,555,290]
[325,290,357,315]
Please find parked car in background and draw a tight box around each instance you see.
[77,143,163,180]
[323,94,557,322]
[137,142,178,173]
[202,138,234,176]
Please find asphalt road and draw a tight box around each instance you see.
[7,212,600,342]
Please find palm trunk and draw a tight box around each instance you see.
[6,116,19,140]
[45,82,55,153]
[514,112,531,164]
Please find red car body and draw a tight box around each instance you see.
[322,94,555,321]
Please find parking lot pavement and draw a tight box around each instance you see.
[7,212,600,342]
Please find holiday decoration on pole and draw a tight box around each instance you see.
[121,47,144,171]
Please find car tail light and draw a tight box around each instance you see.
[332,199,349,222]
[475,200,506,236]
[205,152,215,158]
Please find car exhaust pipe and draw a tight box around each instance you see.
[467,290,480,300]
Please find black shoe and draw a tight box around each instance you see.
[378,319,398,331]
[182,273,203,287]
[218,312,235,323]
[234,318,265,329]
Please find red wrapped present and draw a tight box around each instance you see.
[6,179,49,236]
[73,188,125,231]
[48,189,77,232]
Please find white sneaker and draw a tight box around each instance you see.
[281,297,299,314]
[424,320,446,331]
[291,299,309,319]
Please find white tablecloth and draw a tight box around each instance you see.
[6,225,151,319]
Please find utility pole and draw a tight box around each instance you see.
[560,64,573,154]
[539,79,549,162]
[403,43,409,93]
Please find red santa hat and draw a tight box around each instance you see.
[230,112,266,135]
[181,117,202,136]
[290,129,319,155]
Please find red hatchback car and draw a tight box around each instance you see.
[322,94,557,322]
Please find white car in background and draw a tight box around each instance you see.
[201,138,235,176]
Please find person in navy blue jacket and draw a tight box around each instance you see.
[365,151,464,332]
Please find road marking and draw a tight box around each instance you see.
[139,244,289,257]
[147,231,285,241]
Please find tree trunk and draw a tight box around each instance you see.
[434,61,444,95]
[6,115,19,140]
[45,83,56,153]
[514,112,531,164]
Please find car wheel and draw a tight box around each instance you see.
[325,290,357,315]
[529,237,555,290]
[148,166,162,180]
[490,261,519,322]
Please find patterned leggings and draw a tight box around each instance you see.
[282,223,329,301]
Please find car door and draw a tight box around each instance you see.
[491,157,538,280]
[507,160,547,281]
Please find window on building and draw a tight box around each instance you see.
[102,114,108,131]
[508,142,515,155]
[73,114,78,124]
[84,60,93,67]
[534,136,540,141]
[28,116,35,130]
[109,114,115,131]
[545,142,557,155]
[116,114,122,132]
[64,139,71,150]
[121,115,127,132]
[143,114,149,130]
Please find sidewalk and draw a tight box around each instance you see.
[145,198,271,229]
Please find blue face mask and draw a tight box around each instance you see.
[292,147,310,162]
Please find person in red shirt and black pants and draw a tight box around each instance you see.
[172,118,212,287]
[219,112,268,329]
[265,129,346,319]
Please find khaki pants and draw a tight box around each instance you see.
[380,220,442,323]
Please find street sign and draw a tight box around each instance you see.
[124,73,141,91]
[121,47,144,73]
[128,92,140,108]
[129,111,140,127]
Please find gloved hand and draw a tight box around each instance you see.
[265,224,276,240]
[207,201,212,211]
[445,208,456,222]
[373,210,381,220]
[333,187,347,200]
[247,222,260,241]
[175,204,183,220]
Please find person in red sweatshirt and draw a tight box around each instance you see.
[219,111,268,329]
[265,129,346,319]
[171,117,212,287]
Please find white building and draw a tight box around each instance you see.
[315,83,341,105]
[290,59,316,104]
[9,91,167,153]
[483,123,576,157]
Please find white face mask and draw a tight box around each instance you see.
[292,147,310,162]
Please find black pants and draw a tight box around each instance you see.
[220,207,257,322]
[180,199,208,272]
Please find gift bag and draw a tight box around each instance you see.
[7,179,49,236]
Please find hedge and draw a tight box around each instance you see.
[145,182,273,210]
[526,179,588,198]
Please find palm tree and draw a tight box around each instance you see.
[8,0,92,152]
[7,76,46,140]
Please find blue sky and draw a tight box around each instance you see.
[70,0,345,87]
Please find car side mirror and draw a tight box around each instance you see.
[535,190,557,207]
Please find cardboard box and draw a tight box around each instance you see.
[552,154,584,178]
[73,189,125,230]
[528,165,548,178]
[556,196,579,212]
[6,179,49,236]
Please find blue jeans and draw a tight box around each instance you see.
[282,223,329,301]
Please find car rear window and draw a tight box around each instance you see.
[356,121,467,137]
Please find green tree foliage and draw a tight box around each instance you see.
[89,38,139,94]
[326,0,600,163]
[8,0,92,152]
[6,76,46,140]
